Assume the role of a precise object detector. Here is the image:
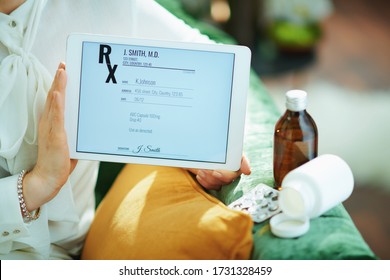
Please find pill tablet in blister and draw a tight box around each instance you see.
[260,201,269,208]
[252,213,268,223]
[269,204,279,212]
[264,190,273,198]
[227,183,282,223]
[241,199,253,208]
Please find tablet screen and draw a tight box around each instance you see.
[76,41,235,164]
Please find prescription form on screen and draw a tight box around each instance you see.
[77,41,235,164]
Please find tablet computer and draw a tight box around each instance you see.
[65,33,251,171]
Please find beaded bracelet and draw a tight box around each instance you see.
[17,170,40,223]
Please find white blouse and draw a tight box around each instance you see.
[0,0,211,259]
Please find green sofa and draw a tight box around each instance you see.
[94,0,377,260]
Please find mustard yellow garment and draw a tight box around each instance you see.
[82,164,253,260]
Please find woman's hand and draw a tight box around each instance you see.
[23,62,77,211]
[188,155,251,190]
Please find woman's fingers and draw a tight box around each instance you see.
[35,63,70,191]
[191,155,251,190]
[240,155,251,175]
[48,70,66,134]
[196,170,235,190]
[42,63,66,129]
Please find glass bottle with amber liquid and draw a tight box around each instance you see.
[273,90,318,189]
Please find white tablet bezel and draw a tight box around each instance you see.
[65,33,251,171]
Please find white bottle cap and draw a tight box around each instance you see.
[270,186,311,238]
[285,90,307,111]
[270,213,310,238]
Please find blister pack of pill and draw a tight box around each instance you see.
[227,183,282,223]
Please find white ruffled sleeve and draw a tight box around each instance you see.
[0,174,52,258]
[0,175,29,254]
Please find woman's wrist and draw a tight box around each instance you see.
[22,165,68,212]
[17,170,41,222]
[21,169,48,212]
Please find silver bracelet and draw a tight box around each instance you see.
[17,170,40,223]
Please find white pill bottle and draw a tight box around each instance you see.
[270,154,354,238]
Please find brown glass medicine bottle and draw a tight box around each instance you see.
[273,90,318,189]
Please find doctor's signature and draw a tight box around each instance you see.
[132,145,161,154]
